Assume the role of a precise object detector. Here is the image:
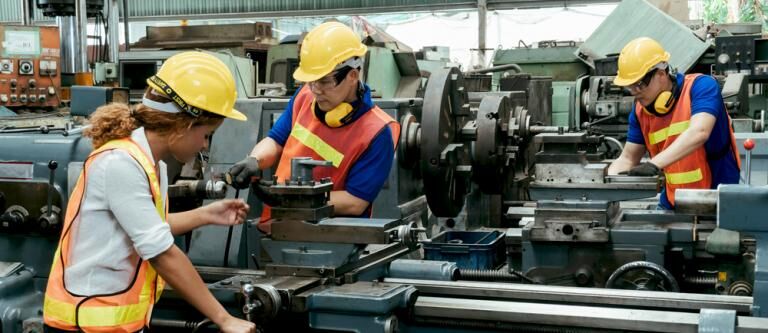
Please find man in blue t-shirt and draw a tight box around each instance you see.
[227,22,396,221]
[607,37,740,209]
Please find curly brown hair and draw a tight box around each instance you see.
[85,89,225,149]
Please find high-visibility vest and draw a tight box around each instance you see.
[44,138,166,332]
[635,74,741,206]
[261,85,400,220]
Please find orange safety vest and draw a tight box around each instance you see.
[44,138,166,332]
[262,85,400,220]
[635,74,741,206]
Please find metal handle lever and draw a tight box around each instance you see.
[39,160,61,233]
[744,139,755,185]
[45,160,57,217]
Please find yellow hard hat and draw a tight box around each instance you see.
[614,37,671,87]
[146,51,247,121]
[293,22,368,83]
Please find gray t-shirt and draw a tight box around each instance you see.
[64,127,174,295]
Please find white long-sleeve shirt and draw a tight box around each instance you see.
[64,128,174,295]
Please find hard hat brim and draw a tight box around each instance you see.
[613,75,637,87]
[226,108,248,121]
[293,67,326,84]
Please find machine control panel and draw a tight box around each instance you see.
[0,25,61,108]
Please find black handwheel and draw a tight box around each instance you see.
[605,261,680,292]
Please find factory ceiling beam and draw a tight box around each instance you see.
[1,0,621,24]
[106,0,621,23]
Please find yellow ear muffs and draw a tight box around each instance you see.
[652,90,675,115]
[312,100,355,128]
[643,73,679,117]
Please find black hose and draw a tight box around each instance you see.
[465,63,523,75]
[150,318,212,331]
[223,189,240,267]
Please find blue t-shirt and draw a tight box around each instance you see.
[267,84,394,215]
[627,73,740,209]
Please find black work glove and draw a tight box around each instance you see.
[226,157,261,189]
[624,162,661,177]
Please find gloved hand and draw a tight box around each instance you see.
[226,157,261,189]
[624,162,661,177]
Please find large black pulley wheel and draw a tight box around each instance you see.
[420,67,471,217]
[605,261,680,292]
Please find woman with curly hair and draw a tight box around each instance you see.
[43,52,256,333]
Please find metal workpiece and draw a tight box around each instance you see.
[168,179,227,200]
[387,259,459,281]
[412,296,768,333]
[675,189,718,216]
[258,157,336,221]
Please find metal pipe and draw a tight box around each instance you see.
[20,0,32,25]
[75,0,89,72]
[412,316,617,333]
[57,16,77,74]
[603,136,624,152]
[122,0,130,51]
[413,296,768,332]
[63,124,90,137]
[107,0,121,62]
[465,63,523,75]
[478,0,487,58]
[382,278,754,313]
[674,189,717,216]
[528,125,561,134]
